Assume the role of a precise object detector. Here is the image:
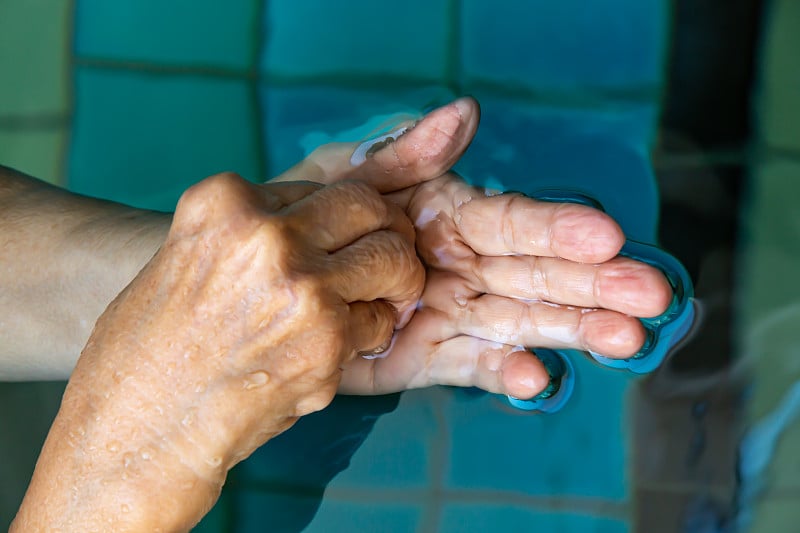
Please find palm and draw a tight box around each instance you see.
[272,98,672,399]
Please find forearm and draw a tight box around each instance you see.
[11,363,221,532]
[0,165,169,380]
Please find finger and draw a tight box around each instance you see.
[347,301,397,360]
[271,97,480,194]
[337,312,549,399]
[326,230,424,326]
[472,255,673,318]
[454,192,625,263]
[452,293,647,357]
[259,180,322,211]
[285,180,413,251]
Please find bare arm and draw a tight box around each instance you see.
[0,165,169,380]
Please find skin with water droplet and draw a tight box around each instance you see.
[244,371,270,390]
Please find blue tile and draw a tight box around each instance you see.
[462,0,669,91]
[262,84,456,177]
[439,503,629,533]
[453,95,661,243]
[76,0,257,68]
[304,500,422,533]
[445,354,636,500]
[68,68,259,211]
[262,0,450,79]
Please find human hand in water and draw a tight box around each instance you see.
[274,97,673,400]
[12,175,423,532]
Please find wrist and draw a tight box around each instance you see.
[12,383,224,532]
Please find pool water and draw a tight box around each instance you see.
[1,0,798,531]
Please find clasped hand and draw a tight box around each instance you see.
[14,98,673,531]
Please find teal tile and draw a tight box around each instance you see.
[76,0,257,68]
[324,389,438,490]
[462,0,669,91]
[439,503,629,533]
[231,489,324,533]
[68,68,259,211]
[262,0,450,80]
[261,84,456,177]
[303,500,421,533]
[445,355,636,500]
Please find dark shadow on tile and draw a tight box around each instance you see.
[634,488,735,533]
[659,0,766,152]
[0,381,66,528]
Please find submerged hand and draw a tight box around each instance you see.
[13,174,424,532]
[274,97,672,400]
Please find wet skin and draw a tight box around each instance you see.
[10,98,672,532]
[277,97,673,399]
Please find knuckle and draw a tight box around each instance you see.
[500,194,522,251]
[528,256,548,298]
[338,180,387,216]
[174,172,251,232]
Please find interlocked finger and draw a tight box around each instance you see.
[347,301,397,360]
[325,230,424,325]
[284,180,413,251]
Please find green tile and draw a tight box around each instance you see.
[0,0,70,115]
[738,157,800,493]
[68,68,259,211]
[738,158,800,326]
[748,496,800,533]
[759,0,800,151]
[0,129,65,185]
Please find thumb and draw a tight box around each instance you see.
[270,97,480,194]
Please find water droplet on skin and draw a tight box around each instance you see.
[195,381,207,393]
[244,371,270,390]
[454,294,468,307]
[121,504,130,513]
[106,440,121,453]
[139,446,153,461]
[206,456,223,468]
[122,452,134,469]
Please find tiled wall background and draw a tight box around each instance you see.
[1,0,796,531]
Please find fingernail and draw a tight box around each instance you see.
[360,334,397,360]
[350,125,412,166]
[452,96,473,118]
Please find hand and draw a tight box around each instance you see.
[274,98,673,400]
[13,174,424,532]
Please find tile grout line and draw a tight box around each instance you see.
[71,56,661,109]
[418,388,452,532]
[56,0,78,188]
[250,0,269,183]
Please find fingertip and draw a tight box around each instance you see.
[501,350,550,400]
[552,204,625,263]
[581,310,647,358]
